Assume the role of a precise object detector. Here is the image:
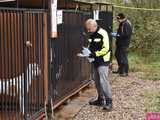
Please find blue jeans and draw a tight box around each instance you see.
[92,65,112,100]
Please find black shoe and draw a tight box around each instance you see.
[112,70,119,74]
[89,98,103,106]
[119,73,128,77]
[103,99,112,111]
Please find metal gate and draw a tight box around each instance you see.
[49,11,92,108]
[51,10,113,108]
[0,8,48,120]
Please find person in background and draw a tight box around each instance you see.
[85,19,112,111]
[112,13,133,77]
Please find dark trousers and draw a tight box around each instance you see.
[115,46,129,74]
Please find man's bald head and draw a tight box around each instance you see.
[85,19,98,33]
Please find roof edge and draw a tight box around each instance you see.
[73,0,113,5]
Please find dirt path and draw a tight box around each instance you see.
[55,72,160,120]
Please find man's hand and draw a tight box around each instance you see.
[89,52,96,58]
[111,32,119,37]
[82,47,91,57]
[77,47,91,57]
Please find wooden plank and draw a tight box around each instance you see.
[53,81,92,109]
[0,0,15,2]
[18,0,47,8]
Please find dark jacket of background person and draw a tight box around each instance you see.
[116,19,132,47]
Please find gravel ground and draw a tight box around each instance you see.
[73,72,160,120]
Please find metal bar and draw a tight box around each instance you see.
[37,13,40,110]
[12,11,15,120]
[14,11,19,120]
[43,12,48,114]
[41,13,44,108]
[23,11,28,120]
[16,11,20,120]
[11,11,16,120]
[41,13,44,109]
[0,11,4,120]
[39,13,42,110]
[0,11,2,120]
[38,13,42,109]
[10,11,14,120]
[29,12,33,116]
[2,11,5,119]
[3,10,8,120]
[41,14,44,108]
[19,11,23,120]
[12,11,17,116]
[26,12,30,116]
[40,13,43,110]
[6,11,11,120]
[40,13,43,109]
[28,12,32,116]
[35,13,39,111]
[14,11,18,117]
[33,14,37,111]
[26,12,30,119]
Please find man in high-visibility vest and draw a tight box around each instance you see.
[85,19,112,111]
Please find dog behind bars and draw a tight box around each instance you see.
[0,63,41,114]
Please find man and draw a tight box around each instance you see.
[113,13,132,77]
[85,19,112,111]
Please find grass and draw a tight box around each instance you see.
[144,90,160,112]
[129,52,160,112]
[128,52,160,80]
[112,51,160,112]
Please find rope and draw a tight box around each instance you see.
[114,5,160,11]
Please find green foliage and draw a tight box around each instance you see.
[144,90,160,112]
[128,52,160,80]
[113,0,160,58]
[113,0,160,80]
[128,52,146,72]
[112,0,160,112]
[144,61,160,81]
